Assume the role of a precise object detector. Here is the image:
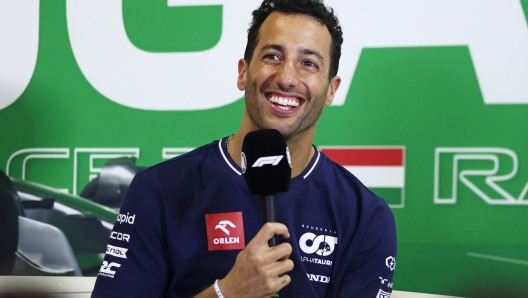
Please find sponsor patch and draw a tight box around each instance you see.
[117,212,136,225]
[205,212,245,251]
[299,232,338,256]
[386,256,396,271]
[98,261,121,278]
[301,256,332,266]
[306,273,331,283]
[376,289,392,298]
[106,244,128,259]
[110,231,130,242]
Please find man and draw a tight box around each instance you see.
[92,0,396,297]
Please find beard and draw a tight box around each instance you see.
[244,72,329,141]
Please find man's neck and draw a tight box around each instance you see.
[228,127,315,178]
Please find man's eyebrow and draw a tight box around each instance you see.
[259,44,283,54]
[299,47,324,61]
[299,47,324,62]
[258,44,324,62]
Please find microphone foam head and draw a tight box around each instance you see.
[241,129,291,195]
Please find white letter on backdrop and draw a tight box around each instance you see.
[67,0,260,111]
[68,0,528,110]
[326,0,528,105]
[0,0,39,110]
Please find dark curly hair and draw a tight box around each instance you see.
[244,0,343,80]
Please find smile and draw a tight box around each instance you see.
[265,93,304,113]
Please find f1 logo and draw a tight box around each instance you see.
[252,155,283,167]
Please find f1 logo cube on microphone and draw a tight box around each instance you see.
[241,129,291,195]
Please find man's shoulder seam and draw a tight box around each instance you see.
[142,141,217,174]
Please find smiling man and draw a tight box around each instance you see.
[92,1,396,297]
[234,9,341,179]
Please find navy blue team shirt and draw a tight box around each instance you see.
[92,138,397,297]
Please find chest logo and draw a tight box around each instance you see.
[299,232,338,256]
[215,220,236,235]
[205,212,245,251]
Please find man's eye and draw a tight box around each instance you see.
[264,54,279,60]
[303,61,317,68]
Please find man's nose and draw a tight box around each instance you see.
[275,61,299,89]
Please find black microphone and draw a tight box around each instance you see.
[241,129,291,247]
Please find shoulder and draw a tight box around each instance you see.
[141,140,219,178]
[317,152,384,205]
[122,140,221,198]
[315,151,395,231]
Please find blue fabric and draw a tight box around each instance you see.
[92,138,397,298]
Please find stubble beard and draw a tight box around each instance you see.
[244,73,329,141]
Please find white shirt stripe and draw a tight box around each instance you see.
[303,150,320,179]
[218,138,241,176]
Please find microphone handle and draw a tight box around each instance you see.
[260,194,280,247]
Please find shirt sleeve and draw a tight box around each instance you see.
[337,198,397,298]
[92,170,170,298]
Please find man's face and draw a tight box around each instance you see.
[237,12,341,140]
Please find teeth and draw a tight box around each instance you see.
[269,95,299,107]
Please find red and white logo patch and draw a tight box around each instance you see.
[205,212,245,251]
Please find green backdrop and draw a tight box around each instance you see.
[2,1,528,296]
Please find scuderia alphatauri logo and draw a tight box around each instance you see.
[299,224,338,267]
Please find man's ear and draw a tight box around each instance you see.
[237,59,248,91]
[325,76,341,106]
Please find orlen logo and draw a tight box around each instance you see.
[205,212,245,251]
[106,244,128,259]
[117,212,136,225]
[252,155,283,167]
[215,220,236,235]
[98,261,121,278]
[299,232,338,256]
